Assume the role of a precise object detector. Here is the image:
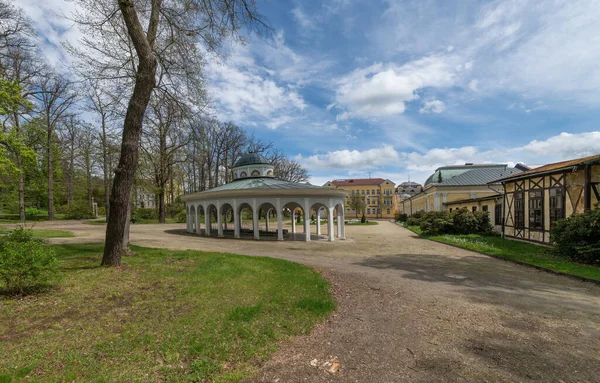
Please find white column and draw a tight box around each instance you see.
[217,201,223,237]
[186,205,191,232]
[252,198,259,240]
[316,208,321,235]
[339,206,346,239]
[328,206,335,242]
[303,198,311,242]
[276,198,283,241]
[291,210,297,233]
[205,206,211,236]
[233,199,240,239]
[195,206,201,235]
[337,207,343,238]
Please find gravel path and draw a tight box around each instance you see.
[14,220,600,382]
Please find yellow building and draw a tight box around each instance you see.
[496,154,600,244]
[323,178,396,219]
[399,163,522,231]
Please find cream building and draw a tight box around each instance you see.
[399,163,522,231]
[323,178,396,219]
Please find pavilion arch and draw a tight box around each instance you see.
[334,203,346,239]
[195,204,205,235]
[183,153,347,242]
[310,202,328,236]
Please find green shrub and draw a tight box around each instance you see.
[361,214,366,223]
[395,213,408,222]
[98,206,106,216]
[0,227,59,294]
[24,207,42,219]
[132,208,157,220]
[405,217,421,226]
[412,211,425,220]
[417,209,493,236]
[65,202,95,220]
[551,206,600,265]
[176,209,186,223]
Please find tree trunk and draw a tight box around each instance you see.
[47,113,55,221]
[158,189,165,222]
[169,173,175,218]
[13,114,25,222]
[101,115,110,220]
[102,0,159,266]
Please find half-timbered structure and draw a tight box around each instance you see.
[496,154,600,244]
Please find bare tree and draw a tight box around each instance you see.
[69,0,268,266]
[32,72,78,220]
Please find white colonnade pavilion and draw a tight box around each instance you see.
[181,153,347,242]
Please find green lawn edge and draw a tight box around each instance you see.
[401,224,600,283]
[0,227,74,238]
[0,244,335,382]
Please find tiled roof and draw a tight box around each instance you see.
[440,167,522,186]
[495,153,600,182]
[205,177,323,192]
[424,164,507,185]
[327,178,390,187]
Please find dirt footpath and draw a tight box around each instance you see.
[23,220,600,382]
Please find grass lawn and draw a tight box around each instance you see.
[406,225,600,282]
[84,217,179,225]
[0,228,74,238]
[0,244,334,382]
[345,221,378,226]
[0,214,67,223]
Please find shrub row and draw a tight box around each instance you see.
[405,209,493,236]
[551,206,600,265]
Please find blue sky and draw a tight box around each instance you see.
[21,0,600,185]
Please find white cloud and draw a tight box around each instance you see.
[419,100,445,114]
[334,55,456,119]
[297,131,600,185]
[296,145,400,169]
[291,7,317,31]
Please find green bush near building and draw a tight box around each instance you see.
[551,206,600,265]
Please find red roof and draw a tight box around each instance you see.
[327,178,390,187]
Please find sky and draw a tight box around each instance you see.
[20,0,600,186]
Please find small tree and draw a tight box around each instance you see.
[361,214,366,223]
[437,171,443,183]
[347,194,366,218]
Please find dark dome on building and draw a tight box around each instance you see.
[234,152,270,168]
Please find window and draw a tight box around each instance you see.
[529,190,543,230]
[367,190,370,195]
[482,205,488,213]
[251,170,260,176]
[367,198,370,204]
[386,208,390,215]
[372,189,375,195]
[240,171,247,178]
[449,208,452,212]
[377,189,380,194]
[472,206,477,212]
[494,204,502,225]
[361,190,365,195]
[352,190,355,196]
[549,188,565,228]
[515,192,525,228]
[367,208,371,214]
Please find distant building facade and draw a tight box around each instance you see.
[134,186,156,209]
[399,163,522,231]
[324,178,396,219]
[496,154,600,244]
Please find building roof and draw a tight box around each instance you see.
[424,163,508,185]
[397,181,422,188]
[234,152,270,168]
[207,177,323,192]
[327,178,391,187]
[494,153,600,182]
[439,167,522,186]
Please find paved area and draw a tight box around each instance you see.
[11,220,600,382]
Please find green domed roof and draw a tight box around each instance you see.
[234,153,271,167]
